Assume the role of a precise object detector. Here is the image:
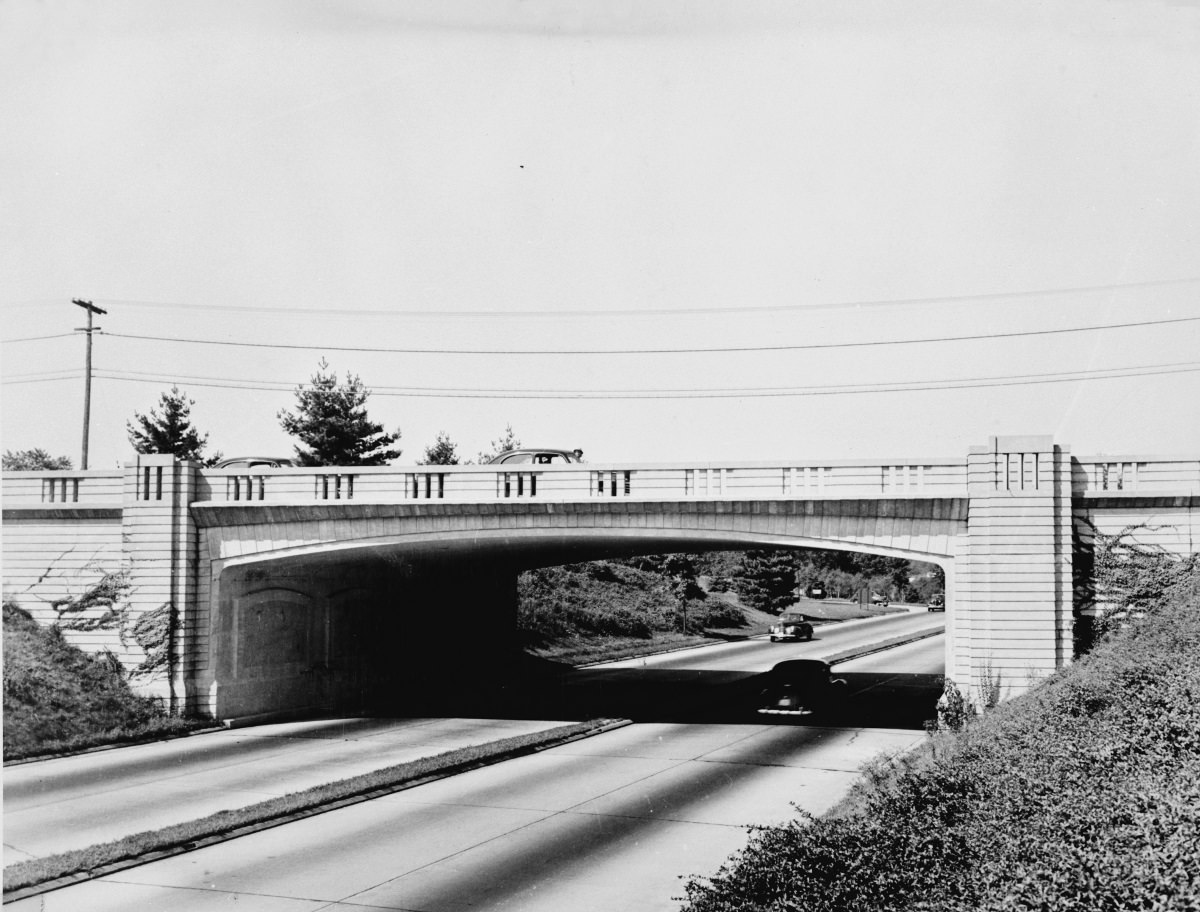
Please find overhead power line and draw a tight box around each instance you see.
[47,359,1198,400]
[0,332,76,344]
[4,276,1197,320]
[76,314,1200,356]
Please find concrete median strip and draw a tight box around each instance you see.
[2,717,630,903]
[825,625,945,666]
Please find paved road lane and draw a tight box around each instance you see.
[597,611,944,675]
[6,613,945,910]
[4,718,572,864]
[12,723,926,912]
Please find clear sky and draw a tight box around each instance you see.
[3,0,1199,469]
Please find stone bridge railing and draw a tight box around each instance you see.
[3,455,1196,509]
[1,459,968,506]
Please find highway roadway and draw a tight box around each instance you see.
[8,615,944,911]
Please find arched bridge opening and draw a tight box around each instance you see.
[201,517,960,723]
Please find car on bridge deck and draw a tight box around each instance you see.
[928,594,946,612]
[768,611,814,643]
[215,456,295,469]
[756,659,848,717]
[487,448,584,465]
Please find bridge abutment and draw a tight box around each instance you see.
[958,436,1073,703]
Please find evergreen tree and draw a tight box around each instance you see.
[278,360,401,466]
[419,432,460,465]
[127,387,220,464]
[736,550,800,613]
[475,423,521,463]
[2,449,72,470]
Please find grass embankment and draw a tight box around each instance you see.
[3,717,624,898]
[681,573,1200,912]
[518,562,764,665]
[3,602,203,761]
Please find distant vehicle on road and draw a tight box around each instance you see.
[756,659,848,717]
[805,580,827,599]
[215,456,295,469]
[870,591,889,606]
[768,611,814,643]
[928,594,946,612]
[487,448,583,465]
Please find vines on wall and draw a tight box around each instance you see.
[1073,518,1198,656]
[24,556,179,709]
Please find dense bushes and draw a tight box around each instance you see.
[681,565,1200,912]
[517,561,747,647]
[3,600,197,760]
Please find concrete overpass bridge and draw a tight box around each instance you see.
[3,436,1197,721]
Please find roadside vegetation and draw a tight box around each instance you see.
[680,542,1200,912]
[518,551,936,666]
[2,600,202,761]
[517,559,753,665]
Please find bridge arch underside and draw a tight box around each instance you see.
[194,499,967,721]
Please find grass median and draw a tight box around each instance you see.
[3,717,625,900]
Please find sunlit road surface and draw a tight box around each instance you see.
[596,610,944,674]
[10,631,944,912]
[835,632,947,675]
[3,718,573,865]
[11,722,928,912]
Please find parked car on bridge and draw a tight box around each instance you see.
[805,580,827,599]
[928,594,945,612]
[768,611,814,643]
[215,456,295,469]
[487,448,584,465]
[756,659,848,717]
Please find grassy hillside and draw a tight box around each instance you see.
[680,562,1200,912]
[517,561,760,664]
[3,601,199,761]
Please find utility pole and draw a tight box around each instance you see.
[73,299,107,470]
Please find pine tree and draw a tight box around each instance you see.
[127,387,219,464]
[736,550,800,613]
[278,360,401,466]
[475,423,521,463]
[419,432,460,465]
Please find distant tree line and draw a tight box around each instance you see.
[5,359,521,470]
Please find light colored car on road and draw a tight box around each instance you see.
[215,456,295,469]
[487,448,584,465]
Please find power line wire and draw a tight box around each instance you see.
[82,314,1200,356]
[4,276,1197,319]
[11,276,1200,319]
[0,333,76,344]
[67,359,1200,395]
[54,359,1200,399]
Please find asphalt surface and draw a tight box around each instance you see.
[3,718,575,865]
[5,614,945,909]
[9,723,930,912]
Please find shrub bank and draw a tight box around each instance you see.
[681,576,1200,912]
